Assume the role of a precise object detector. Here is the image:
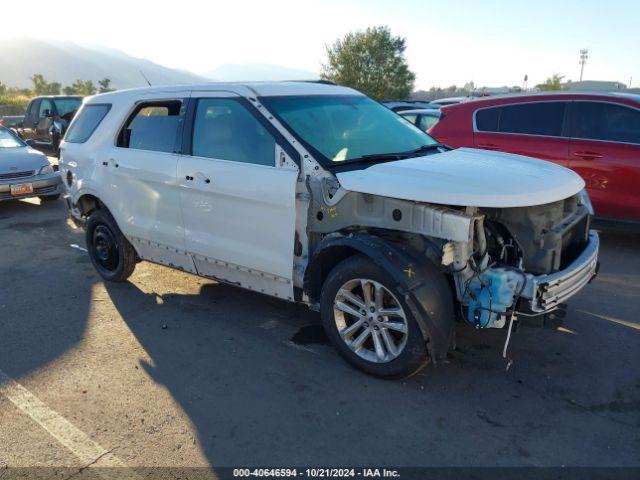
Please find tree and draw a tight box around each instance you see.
[70,79,97,96]
[98,78,114,93]
[536,73,565,91]
[0,82,6,94]
[30,74,61,95]
[321,26,415,100]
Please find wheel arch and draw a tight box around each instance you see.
[305,233,456,361]
[73,187,116,218]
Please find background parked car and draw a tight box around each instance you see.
[382,101,434,112]
[0,114,24,131]
[429,92,640,223]
[15,95,83,157]
[399,108,442,131]
[0,126,62,202]
[427,96,469,108]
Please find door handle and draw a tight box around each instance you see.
[192,172,211,184]
[573,151,603,160]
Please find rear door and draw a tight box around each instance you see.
[107,93,193,271]
[177,92,299,299]
[567,100,640,221]
[20,99,40,140]
[473,101,571,166]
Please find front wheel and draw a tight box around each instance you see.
[85,209,137,282]
[320,255,429,378]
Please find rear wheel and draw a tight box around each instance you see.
[320,255,429,378]
[85,209,136,282]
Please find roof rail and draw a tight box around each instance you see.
[288,79,336,85]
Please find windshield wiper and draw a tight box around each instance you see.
[345,143,445,164]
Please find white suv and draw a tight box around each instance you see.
[60,82,599,377]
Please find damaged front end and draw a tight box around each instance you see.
[305,176,599,338]
[449,190,598,330]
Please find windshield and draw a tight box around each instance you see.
[54,98,82,117]
[261,95,439,164]
[0,128,25,148]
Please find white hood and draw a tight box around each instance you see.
[335,148,585,208]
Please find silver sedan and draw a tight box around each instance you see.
[0,126,62,202]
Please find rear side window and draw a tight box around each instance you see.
[117,100,182,153]
[499,102,566,136]
[65,104,111,143]
[476,102,567,137]
[570,101,640,144]
[475,107,500,131]
[191,98,275,166]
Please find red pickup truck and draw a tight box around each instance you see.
[429,92,640,223]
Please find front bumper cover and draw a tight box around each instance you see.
[0,172,63,201]
[521,231,599,313]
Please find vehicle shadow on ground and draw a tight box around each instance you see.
[1,199,638,467]
[104,227,640,467]
[0,199,94,382]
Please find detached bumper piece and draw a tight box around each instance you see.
[524,231,599,313]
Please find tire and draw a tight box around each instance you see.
[85,208,136,282]
[40,194,60,202]
[320,255,429,378]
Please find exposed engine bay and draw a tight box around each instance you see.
[454,193,591,329]
[303,176,596,335]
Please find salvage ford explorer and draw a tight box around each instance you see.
[59,82,599,377]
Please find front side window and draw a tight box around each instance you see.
[117,100,182,153]
[38,99,53,118]
[65,104,110,143]
[53,98,82,118]
[191,98,275,166]
[418,114,440,131]
[570,101,640,144]
[400,113,418,124]
[261,95,438,164]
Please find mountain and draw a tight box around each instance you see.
[0,37,207,89]
[202,63,318,82]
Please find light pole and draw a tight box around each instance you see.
[579,49,589,82]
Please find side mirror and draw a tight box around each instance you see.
[41,109,52,118]
[25,139,36,147]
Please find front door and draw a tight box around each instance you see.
[567,100,640,221]
[177,93,299,299]
[35,98,55,144]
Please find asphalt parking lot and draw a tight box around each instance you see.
[0,196,638,473]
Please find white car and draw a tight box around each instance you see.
[398,108,442,132]
[60,82,599,377]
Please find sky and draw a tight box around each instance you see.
[2,0,639,90]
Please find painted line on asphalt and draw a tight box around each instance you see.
[0,368,138,475]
